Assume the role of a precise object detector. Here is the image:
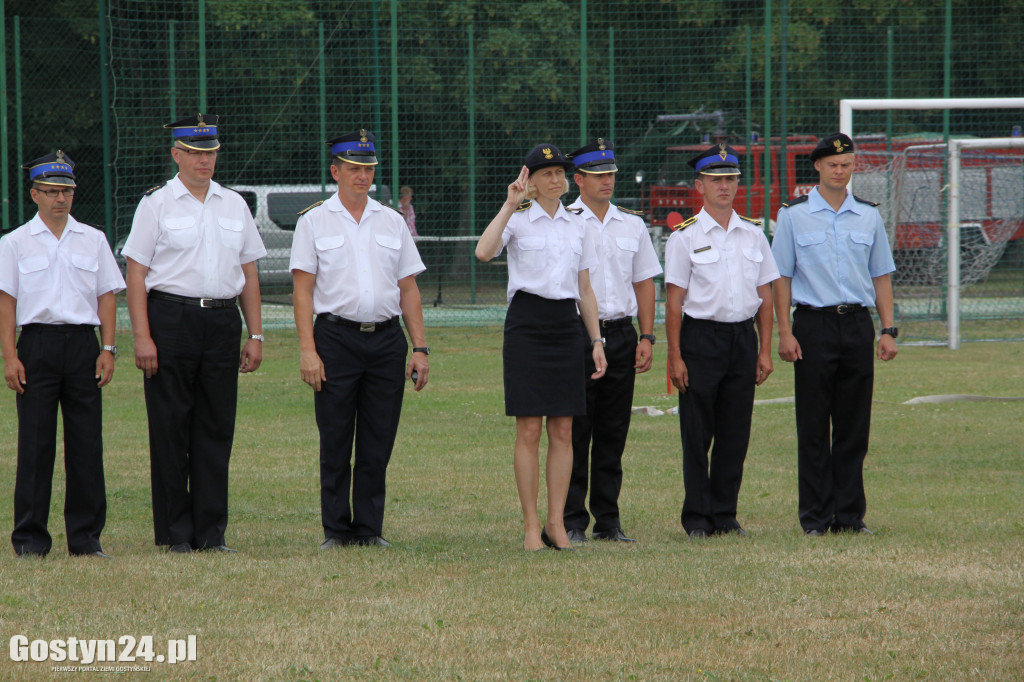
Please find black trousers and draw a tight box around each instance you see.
[677,316,757,534]
[314,317,407,540]
[144,297,241,548]
[565,319,637,533]
[792,306,875,532]
[11,324,105,556]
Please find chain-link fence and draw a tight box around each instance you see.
[4,0,1024,339]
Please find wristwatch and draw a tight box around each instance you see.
[248,334,265,342]
[412,346,430,355]
[102,344,117,358]
[880,327,899,338]
[639,333,656,344]
[591,337,606,346]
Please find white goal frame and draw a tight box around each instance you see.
[839,98,1024,349]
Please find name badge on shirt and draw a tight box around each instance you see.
[693,245,711,254]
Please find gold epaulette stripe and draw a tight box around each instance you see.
[297,200,324,216]
[514,201,532,213]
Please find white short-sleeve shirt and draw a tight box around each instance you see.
[664,207,779,322]
[289,193,425,322]
[568,199,663,319]
[0,214,125,326]
[121,174,267,299]
[498,201,597,303]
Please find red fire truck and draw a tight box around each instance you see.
[641,135,1024,253]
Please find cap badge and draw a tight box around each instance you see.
[834,139,844,152]
[542,147,553,159]
[56,150,66,163]
[360,129,368,143]
[718,144,728,160]
[197,113,206,128]
[597,138,606,151]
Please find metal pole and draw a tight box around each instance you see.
[745,24,752,217]
[99,1,113,242]
[778,0,788,203]
[885,27,893,153]
[14,16,24,225]
[608,26,614,142]
[390,0,399,205]
[763,0,772,229]
[1,1,10,233]
[319,22,327,196]
[169,21,176,120]
[947,141,961,349]
[198,0,207,111]
[468,23,477,304]
[579,0,587,145]
[372,0,382,184]
[942,0,951,142]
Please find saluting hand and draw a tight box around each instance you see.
[505,166,530,209]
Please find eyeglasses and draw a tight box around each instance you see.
[35,188,76,198]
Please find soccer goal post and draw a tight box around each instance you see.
[840,98,1024,349]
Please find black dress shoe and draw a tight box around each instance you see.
[593,528,638,542]
[566,528,589,544]
[857,527,875,536]
[320,537,350,550]
[687,528,709,539]
[354,536,392,547]
[804,529,826,537]
[168,542,192,554]
[540,528,575,551]
[76,550,112,558]
[714,526,748,537]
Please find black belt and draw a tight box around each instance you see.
[149,290,237,309]
[317,313,400,333]
[683,314,753,327]
[600,316,633,329]
[796,303,865,315]
[21,323,95,332]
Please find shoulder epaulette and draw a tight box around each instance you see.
[297,200,324,216]
[853,195,879,207]
[672,216,698,232]
[616,205,646,217]
[781,195,809,208]
[565,206,584,215]
[382,203,404,216]
[143,182,166,196]
[514,201,532,213]
[739,215,762,227]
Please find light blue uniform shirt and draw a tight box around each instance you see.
[771,187,895,307]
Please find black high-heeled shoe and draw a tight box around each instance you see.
[541,528,576,552]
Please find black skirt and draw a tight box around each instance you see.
[503,291,586,416]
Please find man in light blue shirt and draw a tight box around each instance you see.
[771,133,898,537]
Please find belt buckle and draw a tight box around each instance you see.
[836,304,852,314]
[600,319,609,329]
[359,322,376,332]
[200,298,214,309]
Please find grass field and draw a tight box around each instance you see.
[1,327,1022,680]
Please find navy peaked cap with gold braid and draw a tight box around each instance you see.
[568,138,618,174]
[688,143,741,176]
[23,150,77,187]
[327,129,378,165]
[166,113,220,151]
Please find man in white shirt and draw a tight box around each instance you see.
[290,129,429,549]
[122,114,267,554]
[563,138,662,544]
[0,151,124,558]
[664,144,779,539]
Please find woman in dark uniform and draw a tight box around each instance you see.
[476,144,607,551]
